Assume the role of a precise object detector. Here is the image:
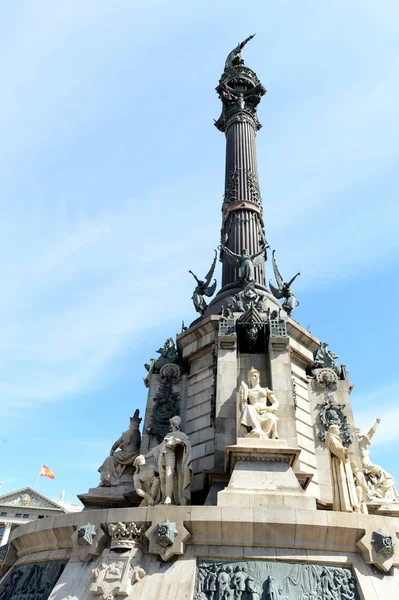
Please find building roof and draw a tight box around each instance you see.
[0,487,67,512]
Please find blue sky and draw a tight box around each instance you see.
[0,1,398,504]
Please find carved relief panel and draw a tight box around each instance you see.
[195,560,359,600]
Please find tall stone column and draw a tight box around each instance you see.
[215,37,267,289]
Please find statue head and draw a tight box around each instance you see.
[350,459,359,472]
[130,409,142,427]
[169,415,181,431]
[248,366,260,387]
[133,454,146,469]
[242,248,249,256]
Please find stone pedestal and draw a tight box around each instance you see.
[78,483,140,509]
[217,438,316,509]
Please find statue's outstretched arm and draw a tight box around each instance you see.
[367,418,381,441]
[239,33,255,50]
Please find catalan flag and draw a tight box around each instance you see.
[40,465,55,479]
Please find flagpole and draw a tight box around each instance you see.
[34,465,42,490]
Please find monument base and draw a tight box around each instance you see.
[218,438,316,509]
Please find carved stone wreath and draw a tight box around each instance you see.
[314,368,339,391]
[160,363,181,383]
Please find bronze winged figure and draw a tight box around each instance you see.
[222,246,265,284]
[189,250,217,316]
[269,250,300,315]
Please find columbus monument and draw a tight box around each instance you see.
[1,37,398,600]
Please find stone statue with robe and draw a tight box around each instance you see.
[145,415,192,505]
[239,367,279,439]
[325,424,359,512]
[98,410,141,487]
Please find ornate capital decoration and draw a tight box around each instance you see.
[155,520,179,548]
[108,522,144,551]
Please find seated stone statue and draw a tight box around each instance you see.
[239,367,279,439]
[145,416,192,505]
[133,455,160,506]
[98,410,141,487]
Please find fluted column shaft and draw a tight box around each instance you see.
[221,116,265,287]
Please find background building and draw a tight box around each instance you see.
[0,487,82,547]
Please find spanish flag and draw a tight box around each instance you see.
[40,465,55,480]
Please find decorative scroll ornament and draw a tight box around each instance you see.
[156,520,179,548]
[318,393,353,447]
[77,522,96,547]
[372,530,395,559]
[147,369,181,441]
[108,522,144,551]
[314,367,339,391]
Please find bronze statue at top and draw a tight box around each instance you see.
[224,34,256,69]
